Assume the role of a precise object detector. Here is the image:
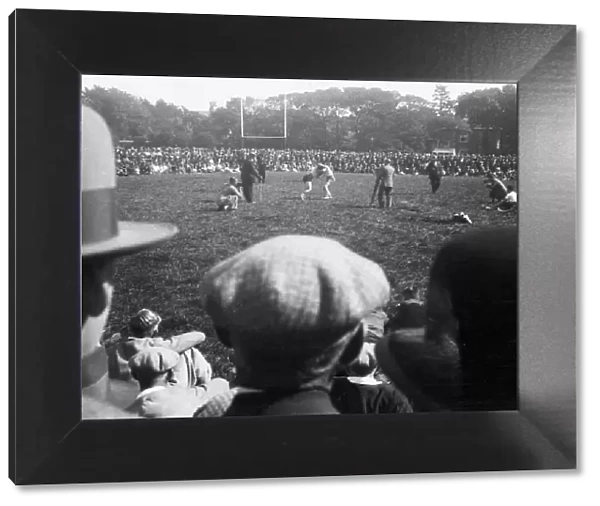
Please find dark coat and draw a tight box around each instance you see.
[426,161,442,180]
[330,378,413,414]
[257,158,267,180]
[386,300,426,330]
[240,159,261,183]
[194,388,339,417]
[224,389,338,416]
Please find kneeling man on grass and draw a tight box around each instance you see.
[485,173,509,203]
[217,177,244,211]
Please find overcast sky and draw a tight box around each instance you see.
[83,75,509,112]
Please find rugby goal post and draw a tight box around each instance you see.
[240,95,287,149]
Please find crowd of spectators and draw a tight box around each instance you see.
[116,146,518,179]
[84,107,518,423]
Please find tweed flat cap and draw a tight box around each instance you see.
[202,235,390,350]
[128,347,180,376]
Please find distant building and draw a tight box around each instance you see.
[118,137,149,147]
[426,127,504,155]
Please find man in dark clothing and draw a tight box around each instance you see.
[257,154,267,184]
[240,153,262,203]
[193,235,391,417]
[385,287,426,331]
[375,228,518,412]
[426,158,443,194]
[330,343,413,414]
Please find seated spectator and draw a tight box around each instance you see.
[105,309,214,391]
[375,228,518,412]
[496,185,518,212]
[385,286,426,331]
[194,235,390,417]
[330,343,413,414]
[81,107,178,418]
[486,174,508,202]
[127,348,226,418]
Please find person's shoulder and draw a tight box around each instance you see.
[376,383,413,412]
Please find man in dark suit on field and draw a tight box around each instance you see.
[426,157,443,194]
[240,152,263,203]
[257,154,267,184]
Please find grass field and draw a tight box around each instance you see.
[109,172,517,381]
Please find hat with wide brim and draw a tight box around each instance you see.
[82,221,178,258]
[81,106,178,258]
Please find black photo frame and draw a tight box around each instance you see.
[9,9,576,485]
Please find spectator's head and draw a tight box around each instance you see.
[229,176,238,186]
[341,342,378,378]
[129,347,180,391]
[507,185,514,192]
[401,286,420,301]
[128,309,162,338]
[81,106,178,414]
[201,235,390,391]
[376,228,517,411]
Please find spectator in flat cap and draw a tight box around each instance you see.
[330,342,413,414]
[127,348,221,418]
[375,228,518,412]
[81,106,178,418]
[106,308,214,391]
[194,235,390,417]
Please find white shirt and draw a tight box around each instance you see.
[505,191,517,203]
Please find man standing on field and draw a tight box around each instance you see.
[426,157,443,194]
[371,158,395,208]
[240,152,262,204]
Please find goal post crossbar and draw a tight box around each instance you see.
[242,136,287,139]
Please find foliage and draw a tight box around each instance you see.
[83,84,516,152]
[432,85,456,116]
[456,85,517,153]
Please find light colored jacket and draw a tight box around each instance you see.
[127,384,209,418]
[107,332,212,387]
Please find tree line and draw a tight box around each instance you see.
[82,83,517,153]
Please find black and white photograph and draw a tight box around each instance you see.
[9,8,577,485]
[82,75,518,419]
